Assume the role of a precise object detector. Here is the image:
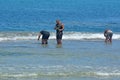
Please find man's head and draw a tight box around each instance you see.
[56,20,60,24]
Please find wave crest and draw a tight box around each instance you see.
[0,71,120,78]
[0,65,120,78]
[0,32,120,41]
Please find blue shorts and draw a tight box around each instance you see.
[56,32,63,40]
[106,33,113,39]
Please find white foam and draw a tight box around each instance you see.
[96,72,120,77]
[1,72,120,78]
[62,32,104,40]
[0,65,120,78]
[1,73,38,78]
[0,32,120,41]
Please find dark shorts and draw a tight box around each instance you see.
[56,32,63,40]
[42,34,50,39]
[106,33,113,39]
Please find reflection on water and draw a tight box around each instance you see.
[56,44,62,48]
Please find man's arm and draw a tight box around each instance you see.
[104,30,107,37]
[59,24,64,31]
[38,33,41,40]
[54,25,58,30]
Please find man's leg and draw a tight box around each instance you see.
[57,39,62,44]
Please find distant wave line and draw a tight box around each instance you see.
[0,72,120,78]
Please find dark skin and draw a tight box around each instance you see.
[54,20,64,45]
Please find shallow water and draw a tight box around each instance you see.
[0,40,120,80]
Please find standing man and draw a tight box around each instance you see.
[54,20,64,45]
[38,30,50,44]
[104,29,113,43]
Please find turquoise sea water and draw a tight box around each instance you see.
[0,40,120,80]
[0,0,120,80]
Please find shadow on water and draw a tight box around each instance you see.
[41,44,48,48]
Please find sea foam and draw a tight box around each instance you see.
[0,32,120,41]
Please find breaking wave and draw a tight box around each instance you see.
[0,65,120,78]
[0,32,120,41]
[0,72,120,78]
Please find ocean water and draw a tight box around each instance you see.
[0,40,120,80]
[0,0,120,80]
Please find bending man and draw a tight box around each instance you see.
[38,30,50,44]
[104,29,113,43]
